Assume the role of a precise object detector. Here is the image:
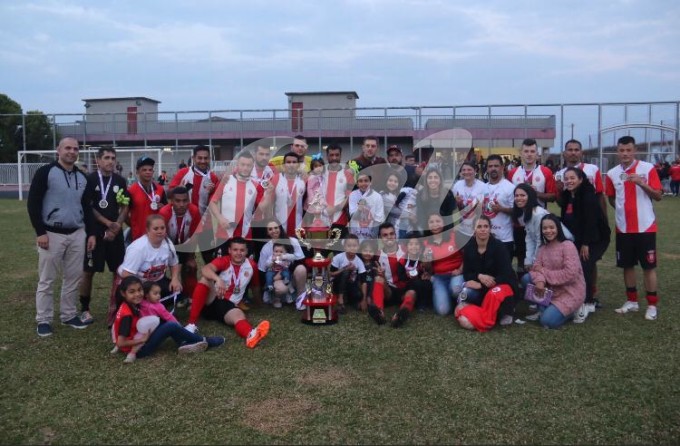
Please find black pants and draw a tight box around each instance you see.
[333,270,363,305]
[579,239,610,303]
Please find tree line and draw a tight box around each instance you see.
[0,93,58,163]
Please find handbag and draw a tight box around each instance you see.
[524,283,553,306]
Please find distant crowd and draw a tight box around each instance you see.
[27,134,664,362]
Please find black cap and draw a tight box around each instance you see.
[136,156,155,169]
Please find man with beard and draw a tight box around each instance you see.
[482,155,515,258]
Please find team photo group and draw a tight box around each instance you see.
[27,133,663,363]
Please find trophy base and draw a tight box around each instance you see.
[301,295,338,325]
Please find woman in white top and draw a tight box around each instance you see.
[452,162,486,237]
[110,214,181,325]
[512,183,572,269]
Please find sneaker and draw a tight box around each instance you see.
[37,323,52,337]
[184,323,198,334]
[123,353,136,364]
[525,312,541,321]
[615,301,639,314]
[528,304,538,310]
[285,293,295,305]
[391,307,410,328]
[573,304,590,324]
[499,315,514,326]
[204,336,226,348]
[585,303,596,314]
[246,321,270,349]
[178,340,208,354]
[62,316,89,329]
[295,292,307,311]
[80,311,94,325]
[272,297,283,309]
[645,305,658,321]
[110,345,119,354]
[367,304,387,325]
[262,290,272,304]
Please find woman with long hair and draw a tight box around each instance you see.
[559,167,611,323]
[416,167,456,233]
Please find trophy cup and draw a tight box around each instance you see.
[295,220,342,325]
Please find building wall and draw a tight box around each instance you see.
[85,99,159,123]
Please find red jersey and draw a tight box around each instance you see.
[670,165,680,182]
[112,302,138,354]
[423,237,463,275]
[127,181,167,240]
[169,167,220,216]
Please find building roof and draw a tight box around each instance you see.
[285,91,359,99]
[82,97,161,104]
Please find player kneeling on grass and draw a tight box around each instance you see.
[112,276,224,362]
[185,237,270,349]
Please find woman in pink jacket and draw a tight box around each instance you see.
[529,214,585,329]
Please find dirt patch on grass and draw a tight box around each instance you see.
[242,396,317,436]
[295,366,353,388]
[7,292,33,304]
[40,427,56,445]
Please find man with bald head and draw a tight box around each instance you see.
[28,137,96,337]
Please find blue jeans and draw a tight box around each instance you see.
[432,274,464,315]
[539,304,571,329]
[265,269,290,289]
[136,321,204,358]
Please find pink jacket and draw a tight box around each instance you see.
[139,300,179,324]
[530,240,585,317]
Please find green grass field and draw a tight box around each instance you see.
[1,198,679,444]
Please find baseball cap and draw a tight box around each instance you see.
[387,145,402,154]
[136,156,155,169]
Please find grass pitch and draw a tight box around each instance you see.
[1,198,679,444]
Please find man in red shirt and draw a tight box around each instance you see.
[127,156,167,241]
[185,237,270,348]
[670,160,680,197]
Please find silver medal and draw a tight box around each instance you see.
[233,286,241,294]
[99,199,109,209]
[408,269,418,277]
[150,202,159,211]
[620,173,628,181]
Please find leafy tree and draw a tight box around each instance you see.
[0,94,22,162]
[25,110,57,151]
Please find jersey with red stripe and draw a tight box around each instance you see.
[378,247,406,289]
[556,162,603,194]
[271,175,306,237]
[250,165,278,222]
[507,165,556,207]
[211,175,263,239]
[127,181,166,240]
[158,203,201,245]
[112,302,138,354]
[606,160,661,233]
[169,167,219,216]
[324,168,355,225]
[211,256,258,304]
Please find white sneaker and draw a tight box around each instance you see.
[615,301,639,314]
[262,290,272,304]
[573,304,589,324]
[499,315,514,326]
[645,305,658,321]
[272,298,282,309]
[525,312,541,321]
[184,323,198,334]
[585,303,596,314]
[285,293,295,305]
[295,292,307,311]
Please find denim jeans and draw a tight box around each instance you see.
[539,304,571,329]
[136,321,204,358]
[265,269,290,288]
[432,274,464,315]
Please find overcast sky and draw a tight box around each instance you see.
[1,0,679,115]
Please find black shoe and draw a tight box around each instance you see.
[62,316,89,329]
[391,307,410,328]
[367,304,386,325]
[594,298,604,309]
[37,323,53,337]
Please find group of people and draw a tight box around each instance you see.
[27,133,663,361]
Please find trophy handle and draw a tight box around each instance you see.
[326,228,342,248]
[295,227,311,249]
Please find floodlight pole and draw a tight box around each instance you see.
[18,152,23,201]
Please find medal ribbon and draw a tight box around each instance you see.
[98,171,112,203]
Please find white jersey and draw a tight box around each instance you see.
[605,160,661,233]
[272,175,306,236]
[483,179,515,243]
[451,179,486,236]
[215,258,256,305]
[555,162,603,194]
[217,175,260,239]
[331,252,366,274]
[508,165,556,207]
[348,188,385,240]
[378,247,406,288]
[118,235,178,282]
[323,167,354,224]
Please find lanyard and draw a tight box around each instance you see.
[98,171,112,201]
[137,181,158,204]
